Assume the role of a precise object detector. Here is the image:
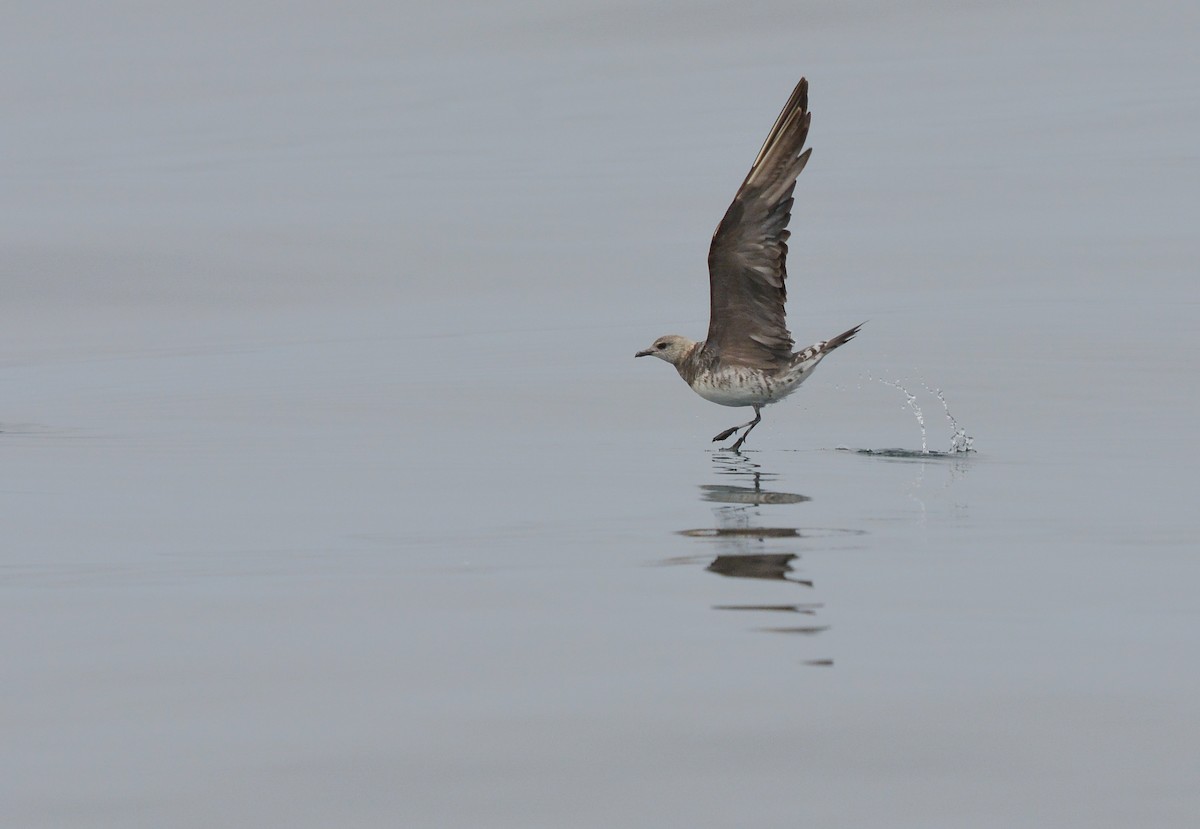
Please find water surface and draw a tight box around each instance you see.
[4,2,1198,827]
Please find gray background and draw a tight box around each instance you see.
[4,2,1198,827]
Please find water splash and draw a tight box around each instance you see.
[923,383,975,454]
[869,375,975,455]
[874,376,928,453]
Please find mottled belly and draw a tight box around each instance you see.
[690,369,777,407]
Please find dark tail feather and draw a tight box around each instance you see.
[822,322,865,352]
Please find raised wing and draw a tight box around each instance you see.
[705,78,812,367]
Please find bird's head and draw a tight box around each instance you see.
[635,335,695,366]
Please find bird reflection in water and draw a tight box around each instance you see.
[676,451,835,653]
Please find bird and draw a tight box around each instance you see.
[636,77,862,452]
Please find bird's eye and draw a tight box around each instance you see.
[657,343,667,350]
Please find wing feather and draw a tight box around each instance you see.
[706,78,812,367]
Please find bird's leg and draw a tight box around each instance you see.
[713,406,762,449]
[728,408,762,451]
[711,415,754,442]
[711,424,744,442]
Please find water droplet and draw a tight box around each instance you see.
[923,383,975,454]
[877,377,927,453]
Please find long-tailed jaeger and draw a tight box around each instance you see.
[636,77,862,451]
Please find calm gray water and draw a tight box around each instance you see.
[4,3,1198,827]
